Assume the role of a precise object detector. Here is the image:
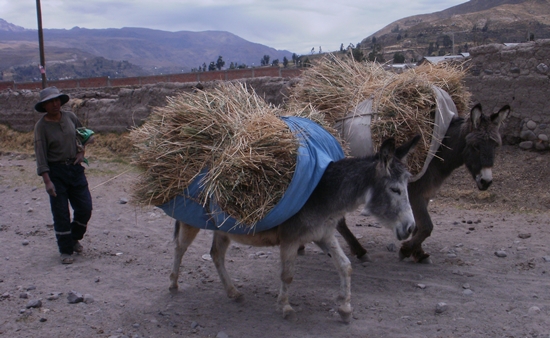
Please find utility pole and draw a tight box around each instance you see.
[36,0,47,88]
[444,30,468,55]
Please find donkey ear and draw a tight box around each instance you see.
[470,103,483,129]
[395,135,421,162]
[490,104,510,126]
[379,137,395,168]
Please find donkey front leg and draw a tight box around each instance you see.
[315,235,353,323]
[211,232,244,302]
[170,221,201,292]
[399,190,433,263]
[277,241,301,321]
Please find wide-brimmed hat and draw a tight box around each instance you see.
[34,86,70,112]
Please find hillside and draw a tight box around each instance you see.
[359,0,550,62]
[0,19,293,81]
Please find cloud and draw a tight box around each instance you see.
[0,0,467,54]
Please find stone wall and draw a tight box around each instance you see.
[466,39,550,150]
[2,40,550,151]
[0,77,298,133]
[0,68,302,91]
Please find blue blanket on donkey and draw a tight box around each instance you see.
[158,116,345,234]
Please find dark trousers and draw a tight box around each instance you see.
[48,163,93,254]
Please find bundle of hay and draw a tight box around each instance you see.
[288,54,471,175]
[130,82,303,226]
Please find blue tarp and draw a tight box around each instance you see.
[158,116,345,234]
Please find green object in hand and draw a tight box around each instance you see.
[76,128,95,144]
[76,128,94,165]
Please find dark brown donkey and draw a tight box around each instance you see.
[337,103,510,263]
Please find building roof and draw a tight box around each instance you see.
[417,53,470,65]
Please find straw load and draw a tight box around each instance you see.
[130,82,313,226]
[287,54,471,176]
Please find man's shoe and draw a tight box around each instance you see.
[60,254,74,264]
[73,241,83,253]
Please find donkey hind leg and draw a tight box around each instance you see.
[210,232,244,302]
[336,217,371,262]
[277,241,302,321]
[315,235,353,323]
[169,221,201,292]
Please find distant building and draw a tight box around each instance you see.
[384,63,416,73]
[417,53,470,66]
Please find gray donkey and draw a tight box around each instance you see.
[169,136,420,323]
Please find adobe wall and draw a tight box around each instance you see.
[0,77,299,133]
[1,41,549,151]
[465,39,550,150]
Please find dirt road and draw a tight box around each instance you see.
[0,145,549,338]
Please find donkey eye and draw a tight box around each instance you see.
[390,187,401,195]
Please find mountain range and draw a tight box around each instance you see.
[0,18,293,81]
[359,0,550,62]
[1,0,550,82]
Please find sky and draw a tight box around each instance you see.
[0,0,468,55]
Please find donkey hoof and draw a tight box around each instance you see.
[398,250,410,261]
[168,284,178,293]
[297,245,306,256]
[228,290,244,303]
[417,256,433,264]
[358,253,372,263]
[338,304,352,324]
[282,305,297,321]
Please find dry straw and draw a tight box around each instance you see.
[287,54,470,175]
[130,82,300,226]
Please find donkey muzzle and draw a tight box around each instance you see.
[396,221,415,241]
[476,168,493,191]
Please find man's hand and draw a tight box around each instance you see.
[74,151,85,165]
[41,172,56,197]
[45,181,57,197]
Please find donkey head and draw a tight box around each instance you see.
[463,104,510,191]
[363,135,420,241]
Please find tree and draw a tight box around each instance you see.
[208,62,216,71]
[340,43,344,52]
[283,57,289,68]
[272,59,279,67]
[292,53,298,66]
[216,56,225,70]
[442,35,452,48]
[229,62,236,69]
[427,42,435,56]
[393,52,405,64]
[367,43,384,62]
[352,48,364,62]
[261,55,270,66]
